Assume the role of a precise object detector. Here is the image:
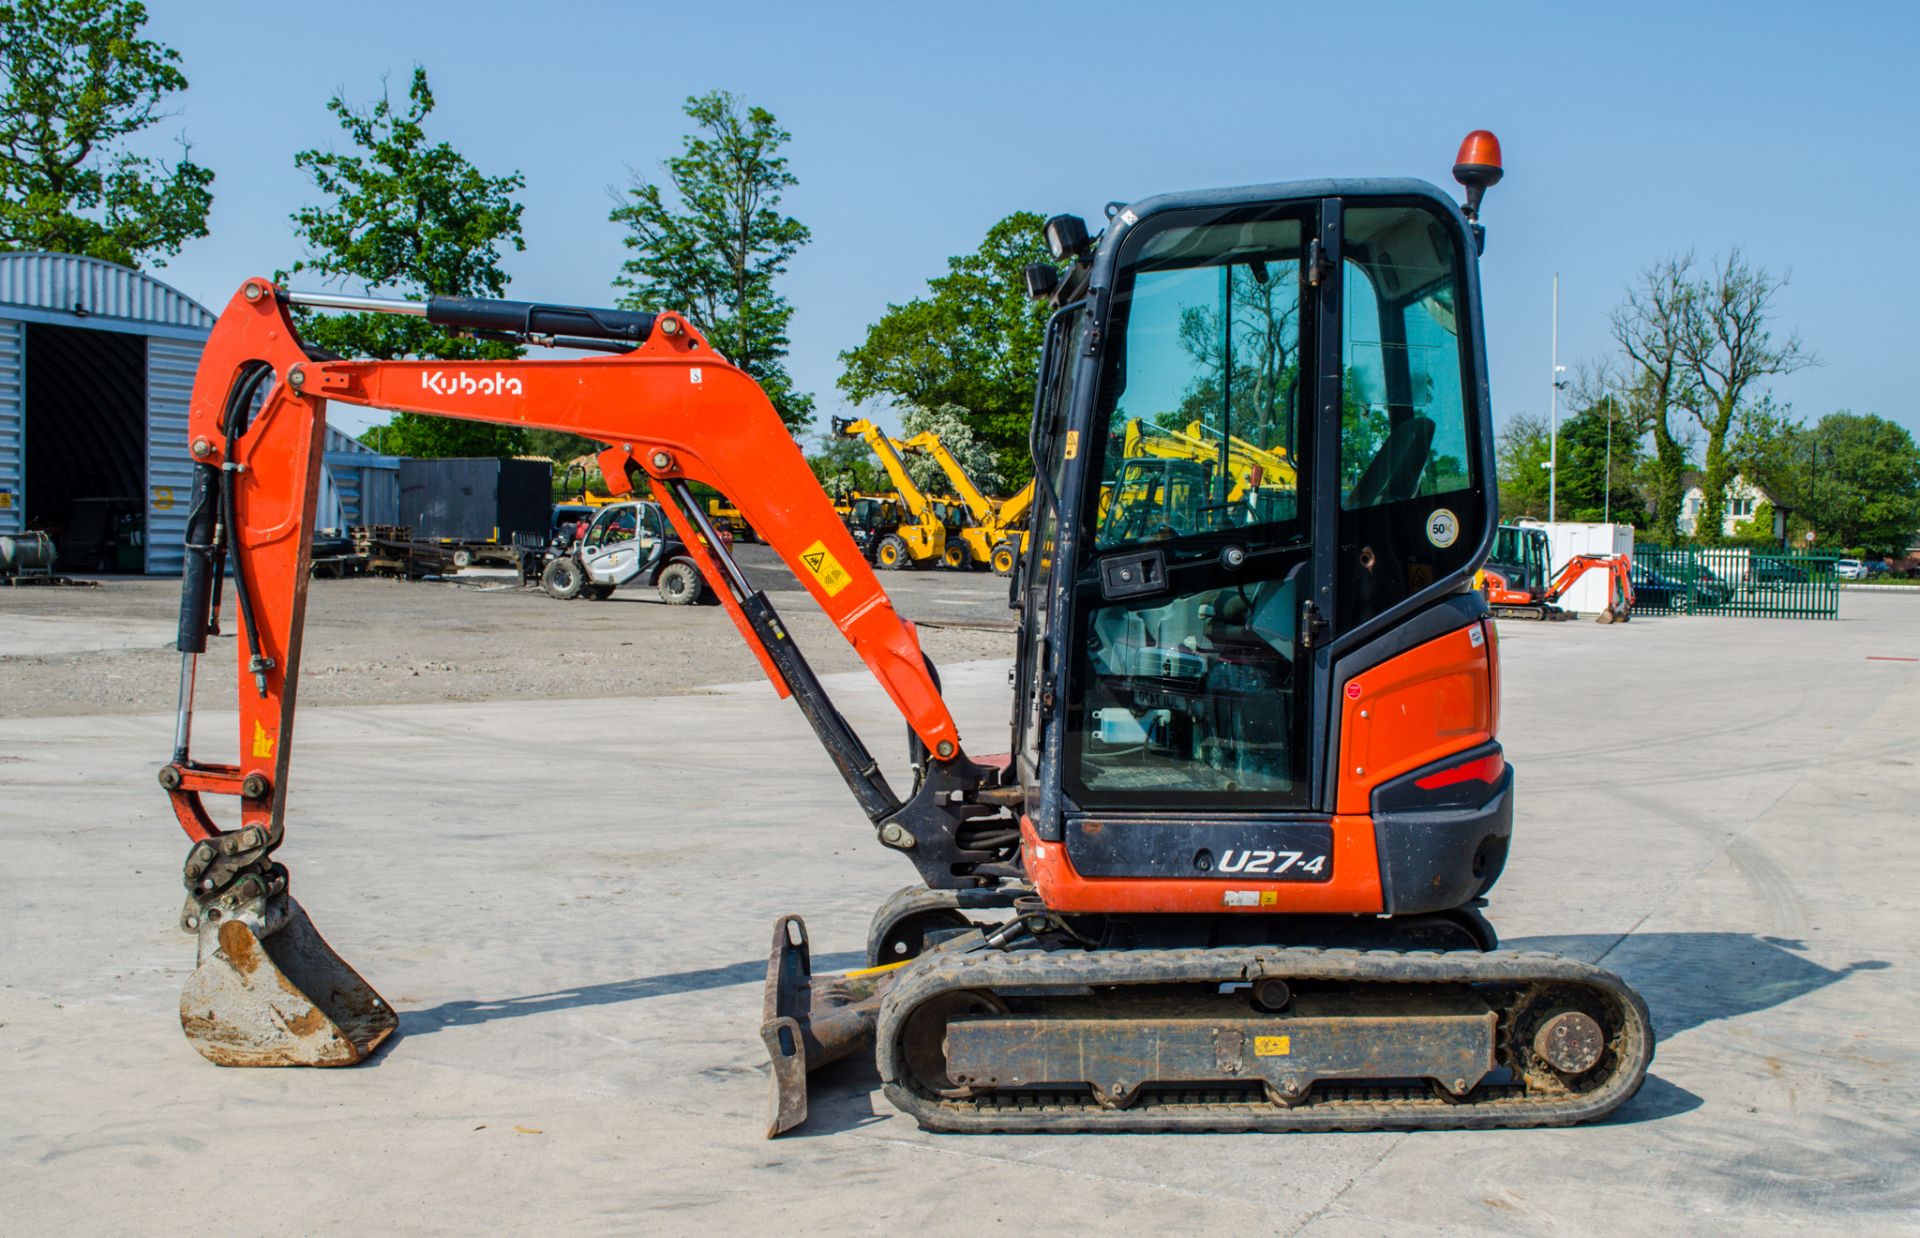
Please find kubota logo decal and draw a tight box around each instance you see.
[420,370,524,397]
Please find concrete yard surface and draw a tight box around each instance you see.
[3,584,1919,1234]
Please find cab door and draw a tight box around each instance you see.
[580,505,647,586]
[1055,201,1329,817]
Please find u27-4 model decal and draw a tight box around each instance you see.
[1217,849,1328,876]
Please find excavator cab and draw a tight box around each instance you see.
[1015,188,1491,839]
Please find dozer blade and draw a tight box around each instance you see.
[758,915,892,1137]
[179,896,397,1067]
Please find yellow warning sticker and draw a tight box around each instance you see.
[251,720,276,759]
[1063,430,1080,460]
[1254,1035,1291,1057]
[797,540,853,598]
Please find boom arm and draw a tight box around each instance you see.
[166,282,981,862]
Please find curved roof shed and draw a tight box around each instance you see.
[0,253,215,573]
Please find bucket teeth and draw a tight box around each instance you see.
[179,895,397,1067]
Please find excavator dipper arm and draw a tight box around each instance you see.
[161,280,1005,1067]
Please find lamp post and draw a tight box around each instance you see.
[1604,391,1618,525]
[1538,276,1569,528]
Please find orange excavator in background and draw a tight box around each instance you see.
[1480,524,1635,623]
[157,131,1650,1136]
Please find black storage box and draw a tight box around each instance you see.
[398,458,552,542]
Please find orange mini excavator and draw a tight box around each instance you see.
[158,132,1651,1134]
[1481,525,1636,623]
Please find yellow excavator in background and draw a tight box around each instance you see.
[898,429,1035,575]
[1122,418,1299,523]
[832,417,952,569]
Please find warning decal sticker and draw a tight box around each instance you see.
[797,540,853,598]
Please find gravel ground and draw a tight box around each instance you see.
[0,545,1015,719]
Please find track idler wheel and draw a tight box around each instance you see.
[179,894,397,1067]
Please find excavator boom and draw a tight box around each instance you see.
[162,283,1004,1067]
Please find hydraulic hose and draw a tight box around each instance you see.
[219,363,275,697]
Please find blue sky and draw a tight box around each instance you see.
[139,0,1918,446]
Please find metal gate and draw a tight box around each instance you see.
[1631,546,1839,619]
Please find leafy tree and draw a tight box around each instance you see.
[1611,256,1700,539]
[611,91,812,429]
[839,211,1052,480]
[807,433,884,499]
[1495,412,1552,520]
[1168,262,1301,452]
[1677,249,1812,543]
[521,428,604,469]
[1554,397,1646,525]
[1734,409,1920,551]
[0,0,213,266]
[898,403,1003,497]
[1732,499,1785,548]
[1803,413,1920,552]
[289,67,528,458]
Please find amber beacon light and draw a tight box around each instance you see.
[1452,129,1504,221]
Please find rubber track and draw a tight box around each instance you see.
[875,946,1653,1133]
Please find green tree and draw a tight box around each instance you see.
[807,434,884,499]
[611,91,812,430]
[290,67,528,458]
[1677,249,1813,544]
[1168,262,1302,452]
[839,211,1053,481]
[898,403,1004,497]
[1733,409,1920,551]
[0,0,213,266]
[1554,398,1646,525]
[1802,413,1920,552]
[1731,498,1784,548]
[1495,412,1551,520]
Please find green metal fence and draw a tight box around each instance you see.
[1631,546,1840,619]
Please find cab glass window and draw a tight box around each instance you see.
[1339,206,1472,509]
[1087,212,1306,557]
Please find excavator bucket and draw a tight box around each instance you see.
[179,896,397,1067]
[758,915,890,1137]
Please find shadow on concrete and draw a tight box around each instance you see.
[1504,930,1890,1043]
[392,950,865,1039]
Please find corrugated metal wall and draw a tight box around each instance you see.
[359,465,399,525]
[0,253,214,330]
[145,338,202,574]
[0,319,21,535]
[321,426,401,528]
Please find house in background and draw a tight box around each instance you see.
[1677,471,1771,539]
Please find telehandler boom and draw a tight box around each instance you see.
[158,131,1650,1136]
[897,427,1035,574]
[831,416,952,569]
